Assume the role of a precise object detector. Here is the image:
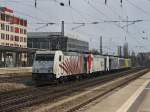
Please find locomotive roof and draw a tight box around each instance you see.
[64,52,82,56]
[36,50,56,54]
[35,50,130,59]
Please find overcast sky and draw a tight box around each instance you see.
[1,0,150,54]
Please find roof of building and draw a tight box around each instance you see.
[0,7,13,13]
[28,32,62,38]
[138,52,150,56]
[28,32,89,43]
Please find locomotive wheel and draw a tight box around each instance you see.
[58,77,65,83]
[76,75,82,80]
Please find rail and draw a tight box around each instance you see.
[0,68,147,112]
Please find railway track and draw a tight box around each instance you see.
[0,68,139,98]
[0,68,138,99]
[64,69,149,112]
[0,75,31,83]
[0,68,146,112]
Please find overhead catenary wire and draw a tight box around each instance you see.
[111,0,150,42]
[50,0,148,52]
[83,0,150,52]
[104,0,123,6]
[0,0,53,22]
[83,0,133,32]
[125,0,150,17]
[123,0,150,47]
[1,0,150,52]
[84,0,107,19]
[32,0,129,30]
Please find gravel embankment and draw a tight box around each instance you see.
[0,83,27,93]
[0,73,32,93]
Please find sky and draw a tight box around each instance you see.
[1,0,150,55]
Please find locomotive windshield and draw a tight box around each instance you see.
[35,54,54,61]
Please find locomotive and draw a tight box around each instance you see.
[32,50,131,85]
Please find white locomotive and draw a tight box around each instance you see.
[32,50,131,85]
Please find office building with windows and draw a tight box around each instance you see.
[28,32,89,53]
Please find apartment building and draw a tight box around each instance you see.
[0,7,28,67]
[0,7,27,48]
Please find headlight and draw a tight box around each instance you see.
[33,69,39,73]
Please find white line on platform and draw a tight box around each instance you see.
[116,80,150,112]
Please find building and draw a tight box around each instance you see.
[137,52,150,67]
[123,42,129,58]
[0,7,28,67]
[0,7,27,48]
[27,32,89,53]
[117,46,122,57]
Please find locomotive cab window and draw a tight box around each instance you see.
[35,54,54,61]
[59,56,62,61]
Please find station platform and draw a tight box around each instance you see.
[0,67,32,74]
[82,71,150,112]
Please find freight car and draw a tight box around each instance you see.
[109,56,119,70]
[32,50,131,85]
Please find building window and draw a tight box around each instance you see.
[24,20,27,27]
[15,27,19,33]
[15,36,19,41]
[6,34,9,40]
[40,41,49,49]
[10,26,14,32]
[10,35,14,41]
[1,33,5,39]
[6,25,9,31]
[6,43,9,46]
[13,17,20,25]
[20,28,22,34]
[1,23,5,30]
[24,29,27,34]
[1,13,5,21]
[20,19,23,25]
[28,42,33,48]
[14,44,19,47]
[33,42,39,48]
[24,37,27,42]
[10,44,13,46]
[24,54,27,58]
[6,15,11,22]
[20,37,23,42]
